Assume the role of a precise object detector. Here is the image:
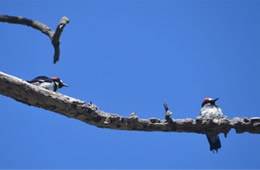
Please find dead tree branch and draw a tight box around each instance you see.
[0,15,69,63]
[0,72,260,134]
[0,71,260,135]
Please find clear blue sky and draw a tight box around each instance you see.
[1,0,260,168]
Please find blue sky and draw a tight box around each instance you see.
[1,0,260,168]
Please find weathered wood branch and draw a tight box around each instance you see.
[52,16,69,63]
[0,71,260,135]
[0,15,69,63]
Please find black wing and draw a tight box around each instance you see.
[28,76,52,83]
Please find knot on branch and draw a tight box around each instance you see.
[149,117,161,123]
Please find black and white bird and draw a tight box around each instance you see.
[28,76,68,92]
[200,97,223,152]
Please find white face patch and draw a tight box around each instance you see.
[55,82,60,89]
[208,98,214,101]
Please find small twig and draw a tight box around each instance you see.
[163,103,173,120]
[0,15,69,64]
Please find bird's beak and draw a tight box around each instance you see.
[214,98,219,102]
[62,83,69,87]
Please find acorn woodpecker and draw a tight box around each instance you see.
[200,97,223,152]
[28,76,68,92]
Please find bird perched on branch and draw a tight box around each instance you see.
[200,97,223,153]
[28,76,68,92]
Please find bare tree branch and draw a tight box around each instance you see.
[52,16,69,63]
[0,15,69,63]
[0,72,260,135]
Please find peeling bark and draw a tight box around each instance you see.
[0,72,260,135]
[0,15,69,63]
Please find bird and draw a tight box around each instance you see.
[200,97,223,152]
[28,76,68,92]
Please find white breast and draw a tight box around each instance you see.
[200,105,223,119]
[32,81,55,91]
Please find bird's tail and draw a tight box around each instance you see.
[206,134,221,153]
